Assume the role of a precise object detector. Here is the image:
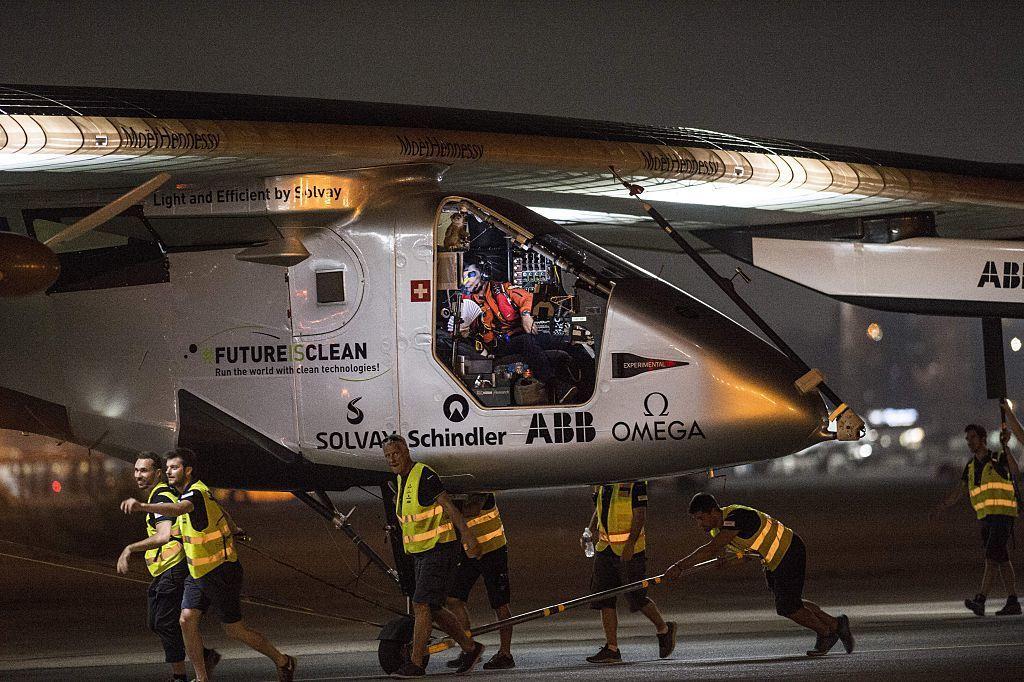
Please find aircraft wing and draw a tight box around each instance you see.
[4,83,1024,316]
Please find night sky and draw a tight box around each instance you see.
[4,1,1024,432]
[3,1,1023,162]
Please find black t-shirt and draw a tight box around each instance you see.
[722,508,761,540]
[179,483,210,531]
[399,465,447,508]
[148,486,178,527]
[962,451,1011,486]
[594,481,648,532]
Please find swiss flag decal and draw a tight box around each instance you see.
[410,280,431,302]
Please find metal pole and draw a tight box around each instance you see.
[427,553,753,654]
[608,168,845,409]
[292,490,401,585]
[450,251,464,369]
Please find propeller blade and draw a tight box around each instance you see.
[44,172,170,248]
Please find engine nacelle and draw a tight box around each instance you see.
[0,233,60,297]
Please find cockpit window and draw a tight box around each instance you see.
[432,198,611,408]
[534,231,648,282]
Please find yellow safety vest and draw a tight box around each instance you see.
[464,499,507,556]
[713,504,793,571]
[595,482,646,556]
[967,458,1018,519]
[179,481,238,579]
[397,463,456,554]
[144,482,184,577]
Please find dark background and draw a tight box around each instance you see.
[3,1,1022,161]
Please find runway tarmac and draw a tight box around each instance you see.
[2,475,1022,679]
[4,600,1022,680]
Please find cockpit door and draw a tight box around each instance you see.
[288,226,399,460]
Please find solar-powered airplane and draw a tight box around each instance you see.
[2,84,1022,504]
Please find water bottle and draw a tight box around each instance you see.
[582,527,595,558]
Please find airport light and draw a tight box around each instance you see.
[51,479,62,493]
[1012,337,1022,352]
[899,427,925,449]
[867,408,918,427]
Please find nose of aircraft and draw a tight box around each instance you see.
[608,279,830,460]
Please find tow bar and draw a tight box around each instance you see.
[377,552,756,673]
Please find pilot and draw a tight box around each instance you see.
[121,448,297,682]
[115,452,219,682]
[445,493,516,670]
[668,493,854,657]
[584,480,676,664]
[934,418,1020,616]
[458,259,576,404]
[385,434,486,677]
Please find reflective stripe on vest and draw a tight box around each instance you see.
[144,482,185,577]
[714,504,793,571]
[399,505,443,524]
[967,459,1018,519]
[397,463,456,554]
[594,482,646,556]
[465,505,507,555]
[178,480,238,579]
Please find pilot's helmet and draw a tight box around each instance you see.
[461,260,489,293]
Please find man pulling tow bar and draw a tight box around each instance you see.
[667,493,855,657]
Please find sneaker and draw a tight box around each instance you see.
[657,622,677,658]
[391,661,425,678]
[836,615,854,654]
[995,595,1022,616]
[276,654,297,682]
[446,649,468,669]
[965,593,986,617]
[456,642,485,674]
[203,648,221,675]
[585,645,623,664]
[482,652,516,670]
[806,631,839,657]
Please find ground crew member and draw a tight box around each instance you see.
[116,452,220,681]
[445,492,515,670]
[121,448,296,682]
[584,480,676,664]
[935,421,1020,616]
[667,493,853,657]
[384,434,486,678]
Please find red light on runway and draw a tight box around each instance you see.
[51,480,62,493]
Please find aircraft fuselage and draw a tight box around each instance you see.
[0,175,828,491]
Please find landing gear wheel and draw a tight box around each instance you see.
[377,616,430,674]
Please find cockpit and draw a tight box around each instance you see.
[432,196,643,409]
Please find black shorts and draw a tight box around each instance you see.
[981,515,1015,563]
[765,534,806,617]
[182,560,244,624]
[147,561,186,663]
[590,548,650,612]
[412,541,459,610]
[448,545,511,609]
